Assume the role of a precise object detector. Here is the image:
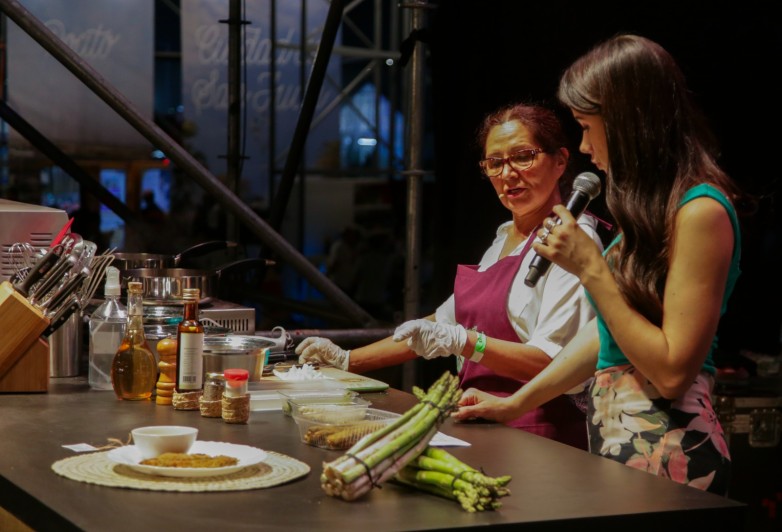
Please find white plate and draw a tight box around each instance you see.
[106,441,267,478]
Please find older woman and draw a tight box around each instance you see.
[298,102,604,449]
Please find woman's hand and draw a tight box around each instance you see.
[534,205,604,281]
[295,337,350,370]
[393,319,467,359]
[453,388,520,423]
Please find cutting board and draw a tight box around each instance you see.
[317,366,390,392]
[256,366,389,393]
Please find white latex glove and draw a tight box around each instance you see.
[392,319,467,360]
[295,337,350,371]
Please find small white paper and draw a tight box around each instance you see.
[63,443,100,452]
[430,432,471,447]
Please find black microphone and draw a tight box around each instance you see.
[524,172,602,287]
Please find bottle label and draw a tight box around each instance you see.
[178,333,204,390]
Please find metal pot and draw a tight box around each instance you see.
[144,323,232,361]
[202,335,276,381]
[113,240,238,271]
[123,257,273,305]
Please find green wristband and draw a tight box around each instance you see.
[470,331,486,363]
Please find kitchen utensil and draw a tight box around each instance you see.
[42,268,89,316]
[50,218,74,247]
[202,335,276,381]
[28,253,79,306]
[79,248,115,307]
[8,242,38,283]
[123,257,273,305]
[59,233,82,258]
[42,295,82,338]
[112,240,238,272]
[144,323,231,339]
[77,240,98,270]
[47,307,82,376]
[11,243,63,297]
[144,322,231,361]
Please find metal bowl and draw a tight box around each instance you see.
[144,324,232,362]
[203,335,276,381]
[144,324,231,341]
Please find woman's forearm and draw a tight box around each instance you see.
[347,314,436,373]
[508,319,599,414]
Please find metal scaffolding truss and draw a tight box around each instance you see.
[0,0,431,340]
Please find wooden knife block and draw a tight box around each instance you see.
[0,281,50,392]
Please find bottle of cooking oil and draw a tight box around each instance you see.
[175,288,204,393]
[111,281,157,400]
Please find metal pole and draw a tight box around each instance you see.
[0,0,376,327]
[400,0,427,390]
[268,0,277,202]
[266,0,345,231]
[220,0,245,242]
[0,100,139,227]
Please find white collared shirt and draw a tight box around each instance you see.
[435,214,603,360]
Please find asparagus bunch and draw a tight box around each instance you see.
[393,447,512,512]
[321,371,462,501]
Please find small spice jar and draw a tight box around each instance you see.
[222,368,250,424]
[199,372,225,417]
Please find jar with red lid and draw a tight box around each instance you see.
[222,368,250,423]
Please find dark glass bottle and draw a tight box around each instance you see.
[175,288,204,392]
[111,281,157,400]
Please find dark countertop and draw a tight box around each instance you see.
[0,377,747,531]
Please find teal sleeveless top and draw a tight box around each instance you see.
[593,184,742,374]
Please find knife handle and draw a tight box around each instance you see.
[13,246,62,297]
[29,254,77,305]
[43,270,88,315]
[41,297,81,337]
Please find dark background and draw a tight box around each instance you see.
[425,1,782,363]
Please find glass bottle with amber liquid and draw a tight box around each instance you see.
[175,288,204,392]
[111,281,158,400]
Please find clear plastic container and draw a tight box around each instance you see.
[88,266,126,390]
[279,389,364,416]
[282,392,372,416]
[292,407,400,450]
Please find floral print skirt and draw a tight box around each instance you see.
[587,365,731,495]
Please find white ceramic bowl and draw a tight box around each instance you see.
[131,425,198,460]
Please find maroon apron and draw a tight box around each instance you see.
[455,236,588,450]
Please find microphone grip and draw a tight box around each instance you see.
[524,254,550,287]
[524,189,594,288]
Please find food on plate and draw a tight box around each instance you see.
[140,452,238,468]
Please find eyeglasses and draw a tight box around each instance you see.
[478,148,544,178]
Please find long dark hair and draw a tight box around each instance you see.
[557,34,739,324]
[476,102,576,194]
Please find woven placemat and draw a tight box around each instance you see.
[51,449,310,492]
